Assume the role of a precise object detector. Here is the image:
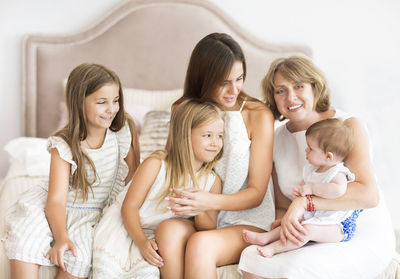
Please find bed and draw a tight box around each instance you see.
[1,0,398,278]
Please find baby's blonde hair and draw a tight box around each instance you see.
[306,118,353,159]
[152,99,224,203]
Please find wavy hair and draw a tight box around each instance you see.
[54,63,126,202]
[263,56,331,120]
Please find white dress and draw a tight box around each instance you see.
[92,160,216,279]
[2,122,131,277]
[216,100,275,230]
[238,109,395,278]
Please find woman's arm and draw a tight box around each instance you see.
[168,104,274,213]
[124,115,140,184]
[45,148,76,271]
[121,157,163,267]
[194,176,222,231]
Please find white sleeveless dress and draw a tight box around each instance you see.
[216,99,275,230]
[238,109,395,278]
[2,121,131,277]
[92,160,216,279]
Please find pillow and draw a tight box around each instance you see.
[58,79,182,133]
[138,110,171,161]
[4,137,50,177]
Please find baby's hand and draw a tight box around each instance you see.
[138,239,164,267]
[292,183,313,198]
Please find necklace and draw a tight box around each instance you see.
[85,138,94,149]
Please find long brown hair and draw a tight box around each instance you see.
[54,63,127,202]
[176,33,255,106]
[153,99,224,203]
[263,56,331,120]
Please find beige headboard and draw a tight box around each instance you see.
[23,0,312,138]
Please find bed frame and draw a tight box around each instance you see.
[23,0,311,138]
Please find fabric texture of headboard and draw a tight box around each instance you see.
[23,0,312,137]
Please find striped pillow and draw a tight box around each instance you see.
[138,111,171,161]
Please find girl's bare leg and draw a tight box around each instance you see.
[242,271,266,279]
[56,269,86,279]
[185,225,264,279]
[242,227,281,246]
[257,224,343,257]
[10,260,39,279]
[155,218,196,279]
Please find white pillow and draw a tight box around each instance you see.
[4,137,50,177]
[123,88,182,111]
[58,79,182,133]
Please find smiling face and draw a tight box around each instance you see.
[273,71,316,122]
[84,83,120,133]
[191,117,224,171]
[211,61,244,109]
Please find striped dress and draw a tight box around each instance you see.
[3,121,131,277]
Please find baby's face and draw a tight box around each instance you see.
[305,136,328,166]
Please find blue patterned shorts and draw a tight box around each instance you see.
[341,209,363,241]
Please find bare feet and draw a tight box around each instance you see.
[242,230,269,246]
[257,246,275,258]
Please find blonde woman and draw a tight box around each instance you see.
[3,63,139,279]
[239,56,395,278]
[92,99,224,279]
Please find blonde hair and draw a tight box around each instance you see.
[153,99,224,203]
[263,56,331,120]
[306,118,353,159]
[54,63,127,202]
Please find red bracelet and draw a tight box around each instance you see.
[306,194,315,211]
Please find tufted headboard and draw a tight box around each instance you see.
[23,0,312,137]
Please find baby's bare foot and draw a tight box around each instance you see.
[242,230,269,245]
[257,246,275,258]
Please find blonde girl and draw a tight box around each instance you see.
[157,32,275,279]
[3,63,139,279]
[92,99,224,279]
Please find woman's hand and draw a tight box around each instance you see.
[138,239,164,267]
[45,237,76,271]
[279,196,308,246]
[166,188,214,216]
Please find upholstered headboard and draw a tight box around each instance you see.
[23,0,312,137]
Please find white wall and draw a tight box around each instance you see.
[1,0,399,227]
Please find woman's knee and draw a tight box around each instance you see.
[186,231,215,259]
[156,218,195,249]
